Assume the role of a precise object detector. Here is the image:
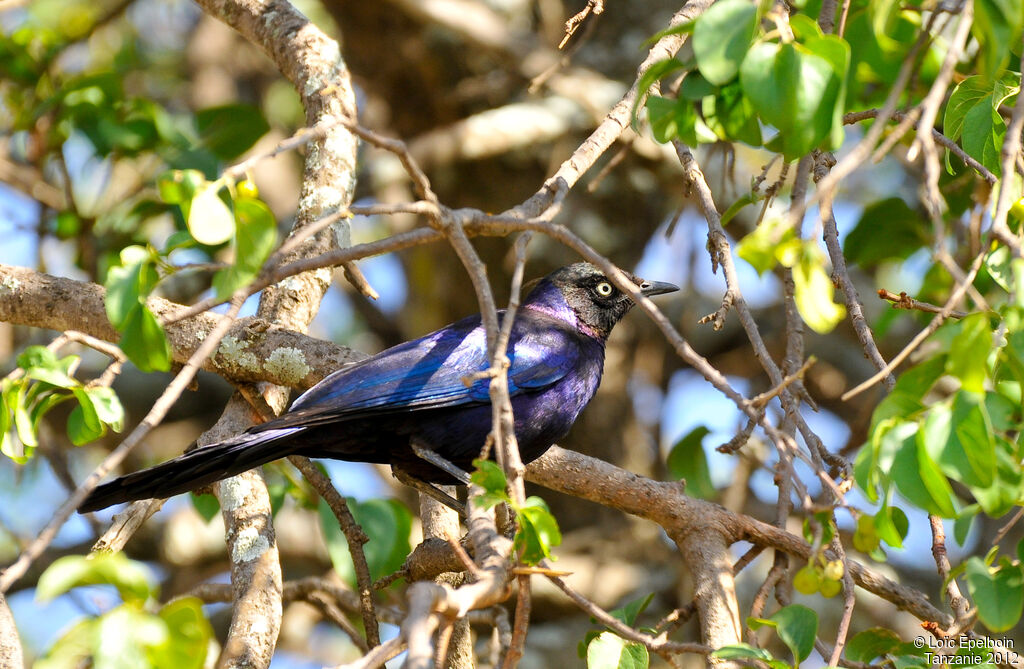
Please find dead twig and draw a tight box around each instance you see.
[559,0,604,49]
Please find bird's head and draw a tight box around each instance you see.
[525,263,678,339]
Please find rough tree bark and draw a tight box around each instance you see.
[184,0,361,665]
[0,594,21,669]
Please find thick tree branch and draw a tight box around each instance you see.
[0,594,21,669]
[526,446,951,629]
[0,263,366,389]
[184,0,362,664]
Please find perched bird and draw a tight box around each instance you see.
[78,263,677,513]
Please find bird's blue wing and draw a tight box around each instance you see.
[257,312,581,430]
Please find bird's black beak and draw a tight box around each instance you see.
[639,278,679,297]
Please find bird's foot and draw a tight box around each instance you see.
[410,441,472,485]
[394,469,466,517]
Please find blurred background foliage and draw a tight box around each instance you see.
[0,0,1022,665]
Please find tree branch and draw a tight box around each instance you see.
[0,594,22,669]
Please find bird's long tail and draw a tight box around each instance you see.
[77,427,303,513]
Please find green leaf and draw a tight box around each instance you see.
[748,604,818,664]
[86,386,125,432]
[586,631,649,669]
[787,13,822,42]
[973,442,1024,517]
[610,593,655,627]
[943,74,1019,176]
[843,198,927,267]
[471,459,508,491]
[740,41,842,158]
[721,192,761,226]
[631,57,689,124]
[211,196,278,299]
[119,304,172,373]
[154,597,212,669]
[33,616,95,669]
[68,387,104,445]
[30,392,71,434]
[190,492,220,523]
[944,75,1019,143]
[23,361,79,389]
[104,245,159,329]
[97,605,169,669]
[921,392,997,498]
[713,643,775,662]
[846,627,903,663]
[692,0,758,85]
[986,246,1014,292]
[36,553,155,604]
[854,440,879,503]
[892,651,930,669]
[868,0,901,49]
[666,426,715,498]
[965,556,1024,631]
[796,30,850,149]
[873,504,908,549]
[470,458,511,509]
[791,245,846,334]
[196,103,270,160]
[736,217,797,275]
[13,386,36,449]
[984,390,1018,432]
[647,95,699,145]
[801,511,835,545]
[0,382,25,463]
[868,354,946,433]
[318,497,413,586]
[889,425,956,517]
[162,230,195,254]
[16,346,59,375]
[157,169,205,205]
[973,0,1024,81]
[962,100,1006,177]
[947,313,992,393]
[187,184,234,246]
[702,81,762,146]
[955,505,980,546]
[644,20,696,45]
[679,72,717,101]
[515,496,562,565]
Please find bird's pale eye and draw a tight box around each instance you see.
[595,281,613,297]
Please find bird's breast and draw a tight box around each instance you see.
[508,354,603,458]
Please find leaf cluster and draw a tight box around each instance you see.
[0,346,123,462]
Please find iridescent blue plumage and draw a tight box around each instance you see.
[78,263,677,512]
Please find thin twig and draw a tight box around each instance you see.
[221,115,348,183]
[843,109,996,184]
[289,456,381,647]
[749,357,816,409]
[842,249,987,400]
[930,515,971,625]
[877,289,968,318]
[559,0,604,49]
[330,637,407,669]
[546,570,708,666]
